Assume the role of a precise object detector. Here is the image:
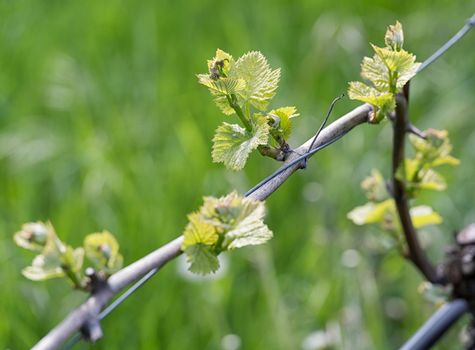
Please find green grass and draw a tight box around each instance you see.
[1,1,474,349]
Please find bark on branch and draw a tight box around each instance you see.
[391,89,441,284]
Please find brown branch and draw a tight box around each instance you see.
[391,89,441,284]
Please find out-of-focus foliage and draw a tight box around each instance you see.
[14,222,122,289]
[1,1,474,349]
[348,130,458,251]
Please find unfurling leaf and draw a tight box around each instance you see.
[199,49,298,167]
[225,201,272,249]
[348,82,395,111]
[182,191,273,275]
[371,45,420,89]
[197,75,245,96]
[396,130,459,195]
[185,244,220,275]
[418,169,447,191]
[22,253,65,281]
[198,49,238,115]
[14,222,51,252]
[206,49,234,79]
[15,221,85,285]
[268,106,299,140]
[182,213,219,250]
[212,115,270,170]
[84,231,123,274]
[347,199,394,226]
[410,206,443,228]
[361,169,388,202]
[15,221,123,290]
[348,21,420,121]
[408,129,460,167]
[385,21,404,51]
[360,54,392,91]
[234,51,280,111]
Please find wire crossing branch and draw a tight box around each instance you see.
[32,104,372,350]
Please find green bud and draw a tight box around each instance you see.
[385,21,404,51]
[14,222,50,252]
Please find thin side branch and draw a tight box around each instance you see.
[32,104,372,350]
[391,90,440,284]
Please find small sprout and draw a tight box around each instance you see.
[22,254,65,282]
[397,129,459,196]
[348,21,420,122]
[84,231,123,275]
[385,21,404,51]
[361,169,388,202]
[14,222,124,290]
[349,128,457,252]
[409,129,460,166]
[210,59,228,80]
[267,106,299,141]
[14,222,51,252]
[207,49,233,79]
[199,49,291,170]
[182,191,273,275]
[267,113,281,128]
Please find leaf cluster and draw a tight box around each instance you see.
[181,191,273,275]
[199,49,299,170]
[347,130,458,248]
[14,222,123,290]
[348,21,421,123]
[397,129,460,197]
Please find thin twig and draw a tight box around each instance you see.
[391,89,440,284]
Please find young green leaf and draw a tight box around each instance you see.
[410,206,443,228]
[212,115,270,170]
[408,129,460,167]
[199,191,273,248]
[181,191,273,275]
[198,49,238,115]
[197,75,246,96]
[234,51,280,111]
[371,45,420,89]
[224,200,272,249]
[184,244,220,275]
[418,169,447,191]
[385,21,404,51]
[84,231,123,274]
[182,213,219,250]
[207,48,233,78]
[348,21,420,122]
[347,199,394,226]
[267,106,299,140]
[348,81,394,110]
[14,222,51,252]
[361,169,388,202]
[360,55,392,91]
[61,246,86,287]
[22,253,65,281]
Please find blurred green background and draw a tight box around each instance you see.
[1,1,474,349]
